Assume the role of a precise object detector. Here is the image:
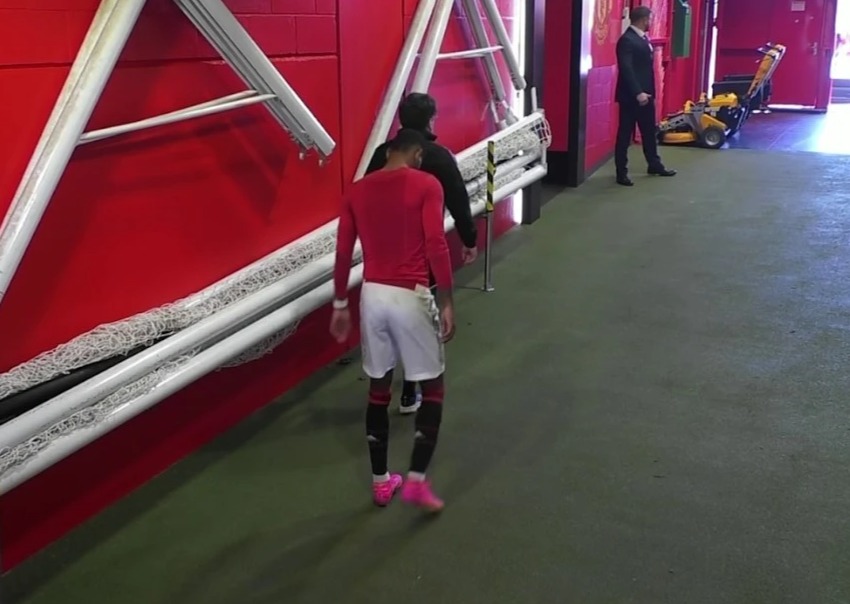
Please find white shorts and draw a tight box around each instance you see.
[360,282,445,382]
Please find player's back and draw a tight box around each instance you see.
[350,168,441,289]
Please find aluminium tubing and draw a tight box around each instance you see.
[477,0,527,91]
[459,0,510,105]
[410,0,455,93]
[0,163,548,494]
[79,92,275,145]
[0,350,143,424]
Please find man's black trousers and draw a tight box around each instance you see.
[615,99,661,177]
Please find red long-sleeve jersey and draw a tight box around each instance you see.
[333,167,453,302]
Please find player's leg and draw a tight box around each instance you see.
[403,374,445,512]
[389,285,446,512]
[359,284,404,506]
[398,271,435,415]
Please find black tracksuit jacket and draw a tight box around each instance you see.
[365,128,478,249]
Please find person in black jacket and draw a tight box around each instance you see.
[614,6,676,187]
[366,92,478,415]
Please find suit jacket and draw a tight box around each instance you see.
[616,27,656,105]
[366,128,478,249]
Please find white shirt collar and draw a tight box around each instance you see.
[630,25,648,38]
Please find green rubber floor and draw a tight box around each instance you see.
[8,147,850,604]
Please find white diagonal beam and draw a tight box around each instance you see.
[173,0,335,159]
[0,0,147,309]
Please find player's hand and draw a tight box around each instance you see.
[637,92,651,106]
[329,308,352,343]
[461,246,478,265]
[440,304,456,343]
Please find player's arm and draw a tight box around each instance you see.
[432,146,477,249]
[333,192,357,305]
[421,176,456,341]
[330,192,357,343]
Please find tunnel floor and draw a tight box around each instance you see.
[7,145,850,604]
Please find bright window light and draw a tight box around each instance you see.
[510,0,528,224]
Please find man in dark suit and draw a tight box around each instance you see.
[615,5,676,186]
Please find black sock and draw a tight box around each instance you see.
[366,403,390,476]
[402,380,417,400]
[409,401,443,474]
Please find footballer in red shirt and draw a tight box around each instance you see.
[330,129,454,513]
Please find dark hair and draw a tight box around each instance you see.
[630,5,652,21]
[387,128,426,153]
[398,93,437,130]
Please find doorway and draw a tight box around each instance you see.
[710,0,850,153]
[714,0,836,111]
[830,0,850,102]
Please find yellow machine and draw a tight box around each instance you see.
[658,43,787,149]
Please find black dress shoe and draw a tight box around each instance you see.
[616,176,634,186]
[647,166,677,177]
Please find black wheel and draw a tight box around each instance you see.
[700,126,727,149]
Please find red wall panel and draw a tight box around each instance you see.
[584,0,626,172]
[542,0,572,151]
[660,0,707,115]
[0,0,522,568]
[714,0,793,89]
[339,0,404,185]
[585,65,619,169]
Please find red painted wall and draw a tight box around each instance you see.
[714,0,773,79]
[0,0,520,568]
[585,0,626,171]
[543,0,572,151]
[660,0,708,116]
